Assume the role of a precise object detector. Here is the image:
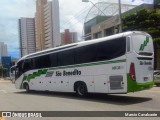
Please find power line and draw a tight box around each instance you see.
[60,4,91,28]
[59,0,103,30]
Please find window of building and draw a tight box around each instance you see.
[104,27,114,36]
[94,32,102,39]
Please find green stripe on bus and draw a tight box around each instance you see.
[49,59,126,70]
[20,69,48,88]
[127,74,154,92]
[20,59,126,86]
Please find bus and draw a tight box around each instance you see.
[15,31,154,96]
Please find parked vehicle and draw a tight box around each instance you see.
[154,71,160,86]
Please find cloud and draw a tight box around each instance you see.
[65,15,83,41]
[131,0,153,5]
[0,0,36,58]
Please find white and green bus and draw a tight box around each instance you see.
[15,31,154,96]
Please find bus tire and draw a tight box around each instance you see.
[24,83,30,93]
[75,82,88,97]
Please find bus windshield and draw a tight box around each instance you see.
[132,34,154,56]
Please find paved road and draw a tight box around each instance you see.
[0,78,160,120]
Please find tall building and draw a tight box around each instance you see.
[51,0,61,47]
[61,29,78,45]
[44,2,53,49]
[18,18,36,57]
[0,42,8,57]
[35,0,61,51]
[35,0,47,51]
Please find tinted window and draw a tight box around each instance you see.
[23,59,32,73]
[75,44,97,64]
[96,37,126,61]
[16,60,24,78]
[50,53,58,67]
[34,55,51,69]
[58,49,74,66]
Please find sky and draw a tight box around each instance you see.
[0,0,153,58]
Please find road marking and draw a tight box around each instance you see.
[0,90,7,93]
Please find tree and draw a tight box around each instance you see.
[0,67,7,77]
[123,9,160,41]
[122,9,160,69]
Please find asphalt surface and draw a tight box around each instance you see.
[0,78,160,120]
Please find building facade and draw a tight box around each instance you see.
[0,42,8,57]
[44,2,53,49]
[43,0,61,49]
[84,16,109,40]
[91,15,119,39]
[35,0,61,51]
[18,18,36,57]
[35,0,47,51]
[86,4,159,40]
[61,29,78,45]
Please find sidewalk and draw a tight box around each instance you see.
[0,77,11,82]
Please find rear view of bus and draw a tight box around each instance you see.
[127,31,154,92]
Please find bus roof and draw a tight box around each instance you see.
[17,31,149,63]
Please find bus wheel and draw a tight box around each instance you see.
[24,83,30,93]
[76,83,88,97]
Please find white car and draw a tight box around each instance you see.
[154,71,160,86]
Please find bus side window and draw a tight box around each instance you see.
[127,36,131,52]
[23,59,31,73]
[96,37,126,61]
[34,55,51,69]
[58,49,74,66]
[75,44,97,64]
[16,60,24,78]
[50,53,58,67]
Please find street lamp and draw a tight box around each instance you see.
[82,0,107,16]
[82,0,122,33]
[82,0,107,40]
[118,0,122,33]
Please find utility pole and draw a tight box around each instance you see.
[118,0,122,33]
